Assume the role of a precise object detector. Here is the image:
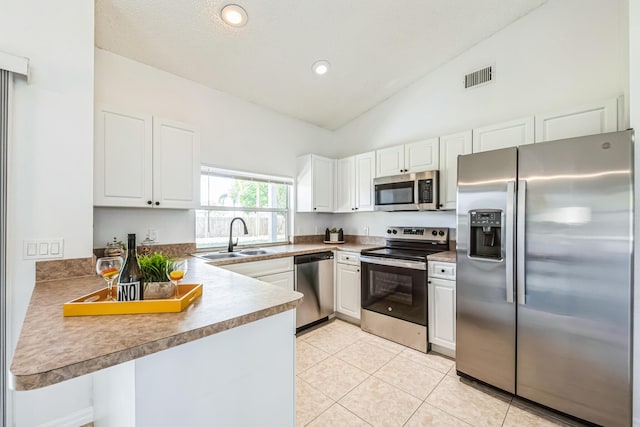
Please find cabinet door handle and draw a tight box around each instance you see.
[155,201,160,206]
[428,280,431,284]
[441,269,445,273]
[313,207,317,211]
[147,200,152,205]
[357,269,360,273]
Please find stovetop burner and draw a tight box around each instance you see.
[362,226,450,262]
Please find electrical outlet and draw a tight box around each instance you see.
[23,239,64,260]
[363,226,369,236]
[147,229,158,242]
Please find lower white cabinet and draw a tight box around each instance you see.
[258,271,294,292]
[428,261,456,356]
[336,252,361,321]
[219,257,294,292]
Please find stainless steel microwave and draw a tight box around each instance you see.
[373,171,440,211]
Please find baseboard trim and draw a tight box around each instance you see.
[37,407,93,427]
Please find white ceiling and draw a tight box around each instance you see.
[95,0,547,130]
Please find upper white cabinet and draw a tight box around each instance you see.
[472,117,534,153]
[94,108,200,209]
[535,98,618,143]
[296,154,334,212]
[336,152,375,212]
[335,156,355,213]
[376,145,404,177]
[439,130,472,210]
[376,138,439,177]
[152,118,201,209]
[354,152,375,211]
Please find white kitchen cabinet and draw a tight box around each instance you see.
[428,261,456,357]
[257,271,294,292]
[296,154,334,212]
[220,256,294,278]
[152,118,201,209]
[472,116,534,153]
[94,108,200,208]
[335,156,355,213]
[535,97,618,143]
[335,152,375,212]
[404,138,439,173]
[335,251,361,321]
[376,138,439,177]
[439,130,472,210]
[354,152,375,211]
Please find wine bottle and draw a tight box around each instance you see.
[117,234,145,301]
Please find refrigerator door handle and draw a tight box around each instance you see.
[505,180,515,303]
[516,179,526,305]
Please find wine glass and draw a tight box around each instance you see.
[166,259,188,298]
[96,256,123,301]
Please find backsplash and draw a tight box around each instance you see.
[36,257,95,282]
[93,242,196,259]
[293,234,386,245]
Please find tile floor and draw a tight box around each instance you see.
[295,319,587,427]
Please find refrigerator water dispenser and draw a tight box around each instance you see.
[468,210,502,260]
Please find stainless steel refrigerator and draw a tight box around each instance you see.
[456,130,633,427]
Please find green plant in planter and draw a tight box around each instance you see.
[137,252,173,282]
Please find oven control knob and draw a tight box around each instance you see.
[387,229,392,234]
[431,230,438,236]
[392,229,397,234]
[438,230,445,236]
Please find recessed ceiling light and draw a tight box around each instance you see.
[221,4,248,27]
[312,60,330,76]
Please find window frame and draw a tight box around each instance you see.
[196,166,293,250]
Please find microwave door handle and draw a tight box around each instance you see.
[516,179,526,305]
[505,181,515,303]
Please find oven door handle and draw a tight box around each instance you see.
[359,256,426,271]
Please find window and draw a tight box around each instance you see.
[196,167,292,249]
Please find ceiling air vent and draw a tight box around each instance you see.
[464,65,493,89]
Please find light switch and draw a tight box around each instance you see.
[26,243,37,256]
[38,243,49,255]
[50,242,60,255]
[23,239,64,259]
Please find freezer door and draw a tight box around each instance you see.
[456,147,517,393]
[516,130,633,426]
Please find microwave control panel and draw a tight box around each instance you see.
[417,179,433,203]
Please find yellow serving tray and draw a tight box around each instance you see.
[63,284,203,316]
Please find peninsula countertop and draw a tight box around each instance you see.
[10,242,383,391]
[10,257,302,391]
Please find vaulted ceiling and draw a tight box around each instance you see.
[95,0,547,130]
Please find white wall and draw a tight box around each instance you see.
[330,0,628,237]
[0,0,95,425]
[94,49,334,246]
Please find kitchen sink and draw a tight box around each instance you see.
[238,249,270,255]
[195,252,247,261]
[194,248,272,261]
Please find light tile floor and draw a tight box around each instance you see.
[295,319,587,427]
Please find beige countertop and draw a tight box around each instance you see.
[10,257,303,391]
[427,250,456,263]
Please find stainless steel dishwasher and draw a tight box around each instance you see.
[294,251,334,329]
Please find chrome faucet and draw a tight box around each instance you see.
[228,217,249,253]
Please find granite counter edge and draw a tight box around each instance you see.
[10,299,300,391]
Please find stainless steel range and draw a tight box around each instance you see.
[360,226,449,352]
